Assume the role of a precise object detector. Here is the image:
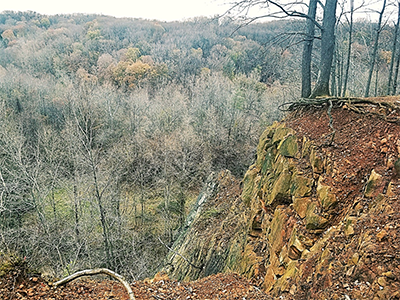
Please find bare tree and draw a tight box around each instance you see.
[310,0,339,97]
[67,88,120,269]
[225,0,339,98]
[365,0,387,97]
[342,0,355,97]
[388,1,400,95]
[302,0,318,98]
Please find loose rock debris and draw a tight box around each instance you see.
[0,271,272,300]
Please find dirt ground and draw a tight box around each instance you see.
[0,270,272,300]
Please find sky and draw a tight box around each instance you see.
[0,0,393,23]
[1,0,230,21]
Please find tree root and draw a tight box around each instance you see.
[279,97,400,124]
[279,97,400,146]
[326,99,336,146]
[52,268,135,300]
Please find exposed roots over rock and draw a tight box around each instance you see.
[279,97,400,124]
[280,97,400,146]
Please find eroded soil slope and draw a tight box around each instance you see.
[165,97,400,299]
[281,97,400,299]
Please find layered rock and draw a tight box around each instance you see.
[165,101,400,299]
[164,170,251,281]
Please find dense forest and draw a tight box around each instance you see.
[0,7,398,280]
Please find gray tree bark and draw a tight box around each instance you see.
[301,0,318,98]
[365,0,386,97]
[342,0,354,96]
[311,0,339,98]
[388,1,400,95]
[394,44,400,94]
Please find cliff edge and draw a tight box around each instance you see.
[165,97,400,299]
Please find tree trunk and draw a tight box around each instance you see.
[92,163,113,269]
[311,0,338,98]
[51,189,57,224]
[73,183,80,245]
[337,50,344,95]
[388,1,400,95]
[141,192,145,226]
[342,0,354,96]
[331,51,337,96]
[301,0,318,98]
[394,50,400,94]
[365,0,386,97]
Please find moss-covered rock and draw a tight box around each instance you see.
[293,197,312,219]
[364,169,383,198]
[305,202,329,230]
[268,208,289,255]
[261,151,274,175]
[267,169,292,206]
[256,122,280,167]
[306,213,329,231]
[317,179,337,210]
[291,175,313,198]
[344,217,356,236]
[272,125,295,145]
[273,260,298,295]
[0,253,26,277]
[234,244,263,278]
[164,115,400,299]
[301,136,312,158]
[288,228,306,260]
[278,134,298,158]
[242,165,259,206]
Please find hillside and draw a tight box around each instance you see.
[1,96,399,299]
[2,10,400,282]
[163,96,400,299]
[0,12,289,278]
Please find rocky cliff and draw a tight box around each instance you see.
[164,97,400,299]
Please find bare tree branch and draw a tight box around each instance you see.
[267,0,323,29]
[223,0,323,30]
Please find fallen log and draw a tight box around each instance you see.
[52,268,135,300]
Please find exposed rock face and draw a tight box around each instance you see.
[165,100,400,299]
[164,170,251,281]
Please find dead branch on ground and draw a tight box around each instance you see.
[52,268,135,300]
